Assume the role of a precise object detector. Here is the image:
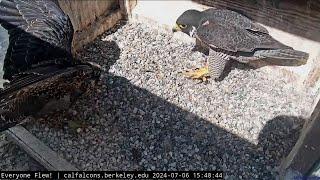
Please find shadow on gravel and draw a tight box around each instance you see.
[78,39,121,73]
[85,74,306,178]
[76,21,126,72]
[257,115,305,161]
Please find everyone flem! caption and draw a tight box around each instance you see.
[0,171,224,179]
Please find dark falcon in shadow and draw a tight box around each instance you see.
[0,0,103,131]
[172,8,309,81]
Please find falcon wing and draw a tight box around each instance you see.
[196,20,291,53]
[0,65,67,100]
[0,64,73,131]
[202,8,269,34]
[0,0,74,80]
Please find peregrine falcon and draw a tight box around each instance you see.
[173,8,309,81]
[0,0,103,131]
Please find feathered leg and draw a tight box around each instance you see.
[183,50,228,81]
[208,50,228,80]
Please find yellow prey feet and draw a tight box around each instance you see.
[183,65,210,82]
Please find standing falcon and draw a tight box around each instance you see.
[173,8,309,81]
[0,0,103,131]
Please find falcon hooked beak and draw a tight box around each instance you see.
[172,23,182,32]
[173,10,211,82]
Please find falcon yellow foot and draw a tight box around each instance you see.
[183,65,209,82]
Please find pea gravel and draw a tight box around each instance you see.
[0,141,45,171]
[1,21,316,179]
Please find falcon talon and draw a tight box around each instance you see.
[202,76,210,82]
[182,68,210,81]
[193,76,210,85]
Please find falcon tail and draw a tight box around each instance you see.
[255,49,309,65]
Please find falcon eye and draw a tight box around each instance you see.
[179,24,187,29]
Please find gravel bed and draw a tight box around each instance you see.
[0,141,45,171]
[3,21,315,178]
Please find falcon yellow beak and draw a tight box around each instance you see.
[172,23,181,32]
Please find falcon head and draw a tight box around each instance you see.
[173,9,202,37]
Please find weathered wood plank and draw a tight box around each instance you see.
[58,0,123,53]
[5,126,78,171]
[119,0,138,20]
[305,64,320,87]
[58,0,119,31]
[71,9,123,53]
[194,0,320,42]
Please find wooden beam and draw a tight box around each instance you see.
[5,126,78,171]
[119,0,137,20]
[58,0,124,53]
[305,62,320,87]
[71,9,123,53]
